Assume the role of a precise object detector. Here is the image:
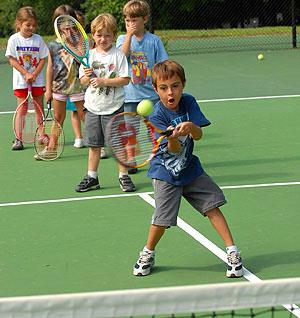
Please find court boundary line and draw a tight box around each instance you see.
[138,193,300,317]
[1,94,300,115]
[1,181,299,315]
[197,94,300,103]
[0,181,300,207]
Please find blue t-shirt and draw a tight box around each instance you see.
[147,93,211,186]
[116,32,168,102]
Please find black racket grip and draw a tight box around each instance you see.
[161,129,174,137]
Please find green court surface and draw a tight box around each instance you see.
[1,49,300,112]
[0,49,300,304]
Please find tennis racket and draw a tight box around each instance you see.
[106,112,173,169]
[54,15,90,68]
[34,101,65,161]
[12,83,44,143]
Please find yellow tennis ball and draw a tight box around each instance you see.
[258,53,264,60]
[137,99,153,117]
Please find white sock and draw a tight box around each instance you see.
[88,171,98,179]
[143,246,155,254]
[119,172,128,178]
[226,245,238,254]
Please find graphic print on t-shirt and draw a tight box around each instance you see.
[16,45,39,72]
[91,61,117,96]
[129,52,151,85]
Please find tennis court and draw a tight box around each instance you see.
[0,49,300,315]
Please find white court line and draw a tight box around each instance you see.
[221,181,300,189]
[1,181,300,208]
[0,181,299,315]
[197,94,300,103]
[0,192,147,207]
[1,94,300,115]
[138,192,300,317]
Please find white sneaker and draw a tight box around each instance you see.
[226,251,244,278]
[133,250,155,276]
[34,148,57,161]
[74,138,85,148]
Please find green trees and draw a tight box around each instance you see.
[0,0,86,37]
[0,0,128,37]
[82,0,125,31]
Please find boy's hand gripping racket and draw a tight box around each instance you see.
[106,112,173,169]
[54,15,91,69]
[12,83,44,143]
[34,101,65,161]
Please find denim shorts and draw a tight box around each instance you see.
[151,172,227,227]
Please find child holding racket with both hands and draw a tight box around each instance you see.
[133,60,244,278]
[75,13,136,193]
[5,6,48,151]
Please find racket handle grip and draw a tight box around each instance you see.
[89,70,96,78]
[163,129,173,137]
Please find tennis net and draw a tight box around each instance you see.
[0,277,299,318]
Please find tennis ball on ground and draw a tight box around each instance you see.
[258,53,264,60]
[137,99,153,117]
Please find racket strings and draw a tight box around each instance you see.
[14,100,43,143]
[56,17,88,58]
[108,115,157,168]
[35,120,64,160]
[17,112,36,143]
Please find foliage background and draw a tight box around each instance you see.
[0,0,127,37]
[0,0,297,60]
[0,0,297,37]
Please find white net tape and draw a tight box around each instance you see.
[0,277,300,318]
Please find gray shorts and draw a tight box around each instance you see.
[152,172,227,227]
[84,107,123,147]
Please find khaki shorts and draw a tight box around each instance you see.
[152,172,226,227]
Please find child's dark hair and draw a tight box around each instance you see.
[152,60,186,89]
[75,10,85,27]
[15,6,37,32]
[52,4,77,23]
[123,0,150,18]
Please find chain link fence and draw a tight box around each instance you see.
[149,0,299,55]
[0,0,299,64]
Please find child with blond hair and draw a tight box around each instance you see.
[75,13,136,193]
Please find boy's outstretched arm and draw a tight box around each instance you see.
[166,122,202,153]
[176,122,203,140]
